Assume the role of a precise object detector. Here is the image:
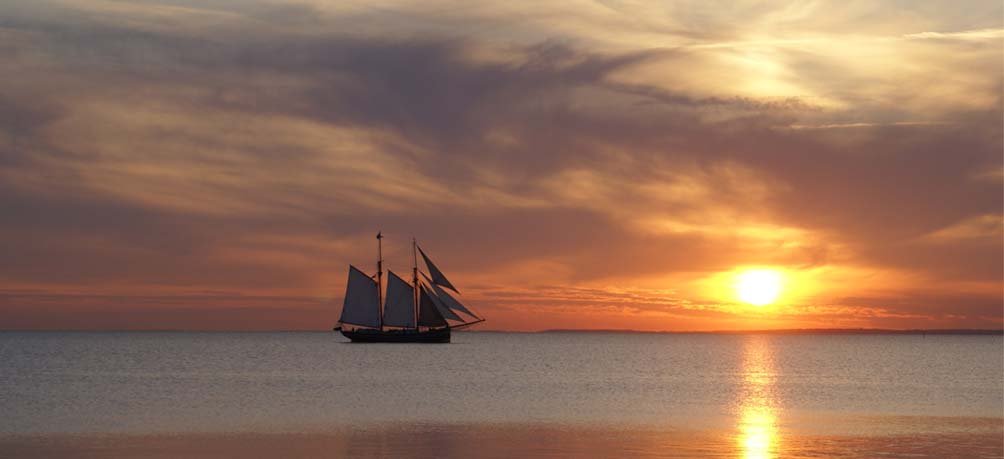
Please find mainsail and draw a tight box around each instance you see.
[418,246,459,293]
[417,285,448,327]
[383,270,415,328]
[339,265,381,328]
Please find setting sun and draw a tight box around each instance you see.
[736,270,783,306]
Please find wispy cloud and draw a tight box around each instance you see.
[904,28,1004,40]
[0,0,1000,330]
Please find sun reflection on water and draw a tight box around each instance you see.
[737,336,779,459]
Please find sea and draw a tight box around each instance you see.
[0,331,1001,458]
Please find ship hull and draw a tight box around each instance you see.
[340,327,451,343]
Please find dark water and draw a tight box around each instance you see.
[1,332,1001,457]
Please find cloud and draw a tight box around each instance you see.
[904,28,1004,41]
[0,289,332,330]
[0,0,1000,330]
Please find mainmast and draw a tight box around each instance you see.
[413,237,419,329]
[376,231,383,330]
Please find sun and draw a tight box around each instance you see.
[736,269,783,306]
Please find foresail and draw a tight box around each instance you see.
[431,283,480,320]
[339,265,381,328]
[425,283,462,321]
[383,270,415,328]
[417,246,459,293]
[418,285,448,327]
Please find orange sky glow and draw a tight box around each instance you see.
[0,0,1001,331]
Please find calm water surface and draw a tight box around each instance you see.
[1,332,1001,456]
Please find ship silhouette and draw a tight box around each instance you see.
[334,233,484,343]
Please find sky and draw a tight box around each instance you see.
[0,0,1001,331]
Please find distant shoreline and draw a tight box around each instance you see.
[0,328,1001,335]
[532,328,1004,335]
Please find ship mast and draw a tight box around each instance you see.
[412,237,419,330]
[376,231,383,330]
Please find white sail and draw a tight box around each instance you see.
[431,283,480,320]
[383,270,415,328]
[418,246,459,293]
[339,265,381,328]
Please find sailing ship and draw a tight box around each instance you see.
[333,233,484,343]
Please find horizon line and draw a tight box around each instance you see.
[1,327,1001,335]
